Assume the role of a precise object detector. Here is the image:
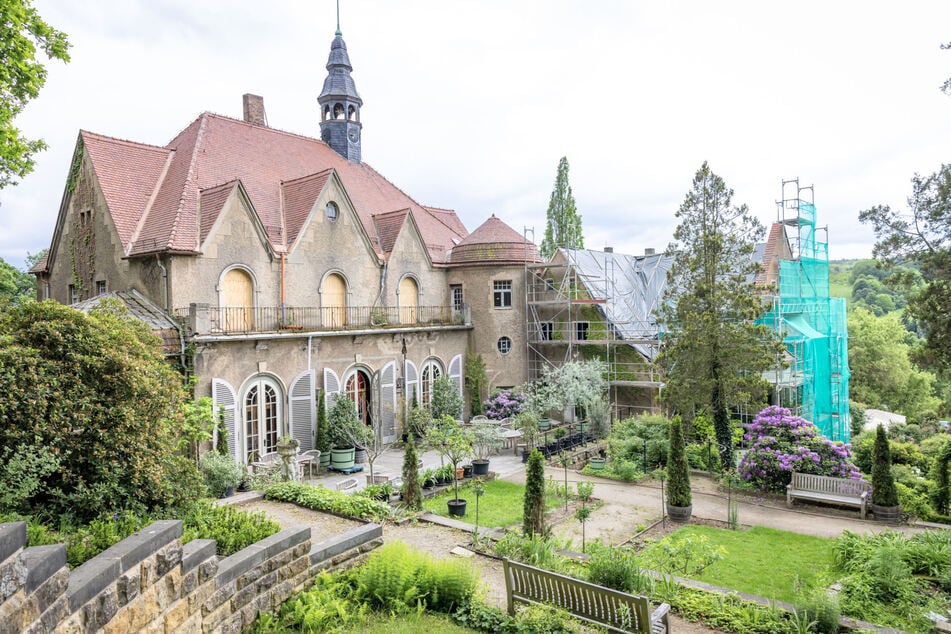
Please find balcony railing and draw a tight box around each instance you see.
[175,304,470,335]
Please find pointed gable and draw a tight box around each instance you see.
[80,131,172,252]
[283,169,333,246]
[449,214,541,266]
[373,209,410,254]
[198,180,238,245]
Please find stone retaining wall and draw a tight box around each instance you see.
[0,519,382,633]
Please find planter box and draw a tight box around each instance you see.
[331,447,356,470]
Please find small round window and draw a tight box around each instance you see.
[497,336,512,354]
[326,201,339,222]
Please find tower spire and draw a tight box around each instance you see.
[335,0,341,36]
[318,20,362,162]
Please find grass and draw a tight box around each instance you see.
[646,524,835,603]
[422,480,562,528]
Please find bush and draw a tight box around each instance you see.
[199,452,245,498]
[738,406,861,493]
[607,413,669,472]
[492,531,572,574]
[685,442,720,472]
[431,375,463,420]
[0,300,203,522]
[585,543,652,595]
[794,587,841,634]
[180,500,279,556]
[265,481,390,522]
[483,389,528,420]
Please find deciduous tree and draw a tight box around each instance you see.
[540,156,583,260]
[0,1,70,188]
[656,162,780,469]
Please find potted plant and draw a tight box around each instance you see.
[462,463,474,479]
[328,395,363,471]
[513,410,540,463]
[199,451,244,498]
[421,467,438,489]
[871,424,900,523]
[666,417,692,522]
[426,416,474,517]
[471,420,505,475]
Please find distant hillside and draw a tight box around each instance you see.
[828,259,858,300]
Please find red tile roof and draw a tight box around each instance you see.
[79,112,468,264]
[449,214,541,266]
[373,208,410,254]
[198,180,238,246]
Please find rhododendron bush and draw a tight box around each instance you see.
[483,389,528,420]
[738,406,862,493]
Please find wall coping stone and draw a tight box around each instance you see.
[20,545,66,594]
[310,523,382,565]
[216,526,310,588]
[0,522,26,563]
[181,539,216,573]
[67,520,182,612]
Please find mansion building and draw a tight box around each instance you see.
[32,30,541,464]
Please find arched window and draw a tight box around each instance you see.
[348,105,357,121]
[334,103,344,119]
[243,376,282,462]
[345,368,372,426]
[399,276,419,324]
[420,359,443,409]
[322,273,347,327]
[221,267,254,332]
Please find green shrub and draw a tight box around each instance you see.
[452,601,512,632]
[794,588,841,634]
[607,414,669,471]
[510,603,578,633]
[666,418,691,507]
[265,481,391,522]
[523,449,546,537]
[684,442,720,472]
[356,542,477,613]
[871,425,898,506]
[673,587,788,634]
[585,542,652,595]
[401,435,422,511]
[255,571,365,632]
[492,531,572,574]
[198,452,245,498]
[0,444,60,514]
[180,500,279,556]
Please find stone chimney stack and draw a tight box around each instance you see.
[645,248,656,256]
[243,94,267,126]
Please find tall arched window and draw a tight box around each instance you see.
[420,359,443,409]
[322,273,347,328]
[221,267,254,332]
[243,376,282,461]
[345,368,372,426]
[399,276,419,324]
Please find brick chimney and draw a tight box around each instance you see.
[644,248,656,256]
[603,246,613,253]
[243,94,267,126]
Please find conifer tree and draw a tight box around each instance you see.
[540,156,583,260]
[523,449,546,537]
[401,435,422,511]
[666,417,691,507]
[656,162,781,470]
[871,424,898,507]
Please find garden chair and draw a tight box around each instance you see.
[298,449,320,479]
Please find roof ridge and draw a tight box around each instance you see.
[373,207,411,219]
[281,167,334,186]
[167,113,210,251]
[80,129,168,152]
[200,178,240,194]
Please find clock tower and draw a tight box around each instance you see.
[318,28,363,162]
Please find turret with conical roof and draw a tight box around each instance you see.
[318,31,363,162]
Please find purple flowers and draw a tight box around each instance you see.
[483,389,528,420]
[738,406,863,493]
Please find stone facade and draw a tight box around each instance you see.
[0,520,382,633]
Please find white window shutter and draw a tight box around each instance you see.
[404,359,419,410]
[212,378,238,459]
[380,361,397,442]
[324,367,341,410]
[289,370,316,451]
[448,354,463,398]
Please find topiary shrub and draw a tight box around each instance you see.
[401,434,422,511]
[523,449,546,537]
[871,424,899,507]
[666,417,692,507]
[738,406,862,493]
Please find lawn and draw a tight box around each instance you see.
[422,480,563,528]
[644,524,835,603]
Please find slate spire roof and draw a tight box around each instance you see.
[449,214,541,266]
[65,111,468,265]
[319,35,362,104]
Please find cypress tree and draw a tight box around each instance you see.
[401,434,422,511]
[871,424,898,506]
[666,417,692,507]
[523,449,546,537]
[540,156,583,260]
[315,393,331,455]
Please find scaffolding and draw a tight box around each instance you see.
[524,247,666,419]
[758,180,851,441]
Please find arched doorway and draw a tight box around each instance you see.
[420,358,443,410]
[345,368,372,426]
[243,376,282,461]
[399,276,419,324]
[221,268,253,331]
[323,273,347,328]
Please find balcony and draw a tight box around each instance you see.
[175,304,471,336]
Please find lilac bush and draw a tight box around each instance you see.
[738,406,862,493]
[483,389,528,420]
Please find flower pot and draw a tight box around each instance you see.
[354,447,367,464]
[456,467,465,480]
[666,503,692,523]
[472,459,490,476]
[538,418,551,431]
[330,447,356,470]
[447,498,467,517]
[588,457,607,472]
[872,504,901,524]
[463,464,473,479]
[521,451,530,464]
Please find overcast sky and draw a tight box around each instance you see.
[3,1,951,269]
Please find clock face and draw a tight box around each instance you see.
[321,128,331,143]
[348,128,360,144]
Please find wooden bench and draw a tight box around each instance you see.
[503,558,670,634]
[786,472,872,519]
